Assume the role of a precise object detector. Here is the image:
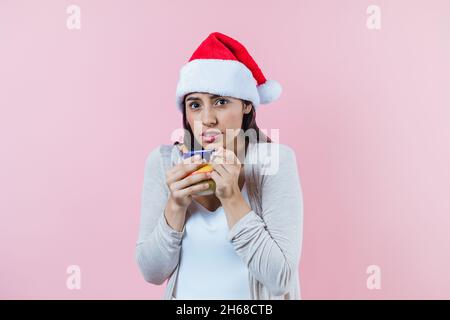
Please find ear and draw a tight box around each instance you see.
[242,102,252,114]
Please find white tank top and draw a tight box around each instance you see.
[173,183,251,300]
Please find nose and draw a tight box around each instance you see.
[201,106,217,126]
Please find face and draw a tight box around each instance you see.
[184,92,252,152]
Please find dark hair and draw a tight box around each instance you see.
[174,98,272,151]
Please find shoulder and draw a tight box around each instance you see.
[249,142,297,164]
[274,142,296,159]
[145,145,162,165]
[248,142,298,179]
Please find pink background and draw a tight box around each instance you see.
[1,0,450,299]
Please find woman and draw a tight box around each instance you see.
[136,32,304,300]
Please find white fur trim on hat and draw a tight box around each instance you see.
[176,59,260,111]
[257,79,282,104]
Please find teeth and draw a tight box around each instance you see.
[203,132,220,136]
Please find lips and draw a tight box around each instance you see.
[201,130,222,143]
[202,130,222,137]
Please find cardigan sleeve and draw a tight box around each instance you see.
[227,144,304,296]
[135,146,186,285]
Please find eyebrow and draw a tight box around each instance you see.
[185,94,222,102]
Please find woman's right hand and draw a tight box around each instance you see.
[165,154,211,211]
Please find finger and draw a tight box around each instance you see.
[175,153,194,165]
[182,154,203,164]
[211,152,225,165]
[218,147,239,165]
[178,181,211,197]
[179,161,209,176]
[212,148,239,165]
[170,154,202,176]
[209,170,222,183]
[171,172,211,191]
[223,148,241,165]
[174,155,206,175]
[212,163,230,175]
[167,161,207,184]
[211,147,223,161]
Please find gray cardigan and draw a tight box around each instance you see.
[135,142,304,299]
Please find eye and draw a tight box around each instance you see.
[215,98,229,106]
[189,102,201,109]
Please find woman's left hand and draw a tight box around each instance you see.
[208,147,242,201]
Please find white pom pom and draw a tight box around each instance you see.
[257,79,282,104]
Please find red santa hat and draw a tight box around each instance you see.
[176,32,282,111]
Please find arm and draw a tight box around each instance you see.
[135,146,185,285]
[227,145,304,296]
